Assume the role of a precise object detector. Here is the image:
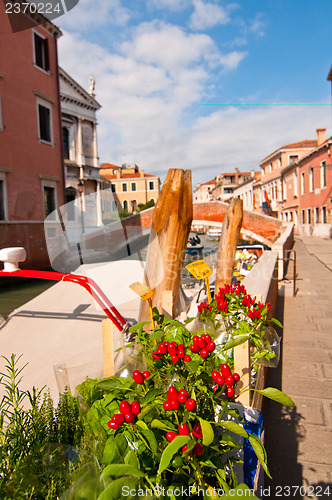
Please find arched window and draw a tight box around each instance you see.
[123,200,128,211]
[63,127,70,159]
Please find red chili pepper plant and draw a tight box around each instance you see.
[75,285,294,498]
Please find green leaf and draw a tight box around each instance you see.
[254,387,295,407]
[102,440,122,465]
[114,434,128,455]
[136,420,149,430]
[138,402,157,420]
[124,450,140,468]
[269,317,283,328]
[150,419,176,431]
[248,434,272,479]
[97,476,137,500]
[101,464,145,479]
[199,418,214,446]
[149,330,165,341]
[223,335,250,351]
[158,436,190,474]
[222,483,259,499]
[143,389,161,405]
[139,429,158,454]
[218,420,248,438]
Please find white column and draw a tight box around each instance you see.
[92,122,99,168]
[96,180,103,226]
[77,117,85,167]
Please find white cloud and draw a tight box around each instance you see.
[59,0,131,29]
[58,22,331,189]
[149,0,190,10]
[189,0,231,30]
[219,50,247,71]
[249,13,266,36]
[120,22,216,72]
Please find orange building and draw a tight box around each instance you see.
[100,163,160,214]
[0,7,64,268]
[258,136,318,219]
[297,132,332,237]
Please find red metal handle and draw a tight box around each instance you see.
[0,269,127,331]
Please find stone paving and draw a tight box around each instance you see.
[264,236,332,500]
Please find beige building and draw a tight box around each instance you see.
[100,163,160,213]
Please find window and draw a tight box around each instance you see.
[63,128,70,159]
[293,171,298,197]
[283,179,287,200]
[131,182,136,191]
[269,163,273,172]
[123,200,128,211]
[38,101,52,143]
[0,179,5,220]
[65,187,76,221]
[111,184,116,193]
[0,91,3,130]
[122,183,127,192]
[149,181,154,190]
[315,207,320,224]
[44,186,56,218]
[289,155,298,164]
[309,168,314,192]
[33,32,49,71]
[301,172,305,195]
[321,161,327,188]
[301,210,305,224]
[322,206,327,224]
[307,208,311,224]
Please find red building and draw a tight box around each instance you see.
[297,132,332,237]
[0,6,64,268]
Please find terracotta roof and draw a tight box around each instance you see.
[260,140,317,164]
[102,172,157,179]
[100,163,121,169]
[201,179,216,186]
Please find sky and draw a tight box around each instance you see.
[57,0,332,186]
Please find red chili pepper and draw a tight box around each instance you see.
[178,423,190,435]
[192,422,202,439]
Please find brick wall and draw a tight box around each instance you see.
[125,203,282,242]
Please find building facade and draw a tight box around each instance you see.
[297,135,332,237]
[194,169,253,204]
[213,169,252,201]
[233,172,261,211]
[100,164,160,214]
[60,68,105,229]
[193,179,216,203]
[0,6,64,268]
[258,135,319,220]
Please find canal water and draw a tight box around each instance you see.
[0,234,219,319]
[0,279,55,319]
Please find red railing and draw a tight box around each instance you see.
[0,269,127,331]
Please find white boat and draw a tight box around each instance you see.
[206,228,222,240]
[186,242,204,254]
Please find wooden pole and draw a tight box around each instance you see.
[215,197,243,292]
[139,169,193,322]
[102,318,114,377]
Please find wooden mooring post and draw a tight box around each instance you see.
[215,197,243,292]
[139,169,193,322]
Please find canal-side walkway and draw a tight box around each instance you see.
[265,236,332,499]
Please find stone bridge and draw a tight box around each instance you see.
[125,201,282,247]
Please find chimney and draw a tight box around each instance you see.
[116,170,121,179]
[139,170,144,178]
[317,128,326,146]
